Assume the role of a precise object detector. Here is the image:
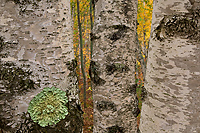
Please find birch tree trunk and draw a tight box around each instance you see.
[90,0,139,132]
[140,0,200,132]
[0,0,82,132]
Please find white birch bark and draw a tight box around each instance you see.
[140,0,200,132]
[0,0,82,132]
[91,0,138,132]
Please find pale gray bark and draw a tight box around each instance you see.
[91,0,138,132]
[0,0,82,132]
[140,0,200,132]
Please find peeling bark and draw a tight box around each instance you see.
[140,0,200,132]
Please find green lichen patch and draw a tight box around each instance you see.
[28,87,68,127]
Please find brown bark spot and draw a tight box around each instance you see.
[141,86,147,101]
[164,15,197,38]
[106,125,125,133]
[108,25,128,43]
[155,11,200,41]
[89,61,106,86]
[106,63,130,75]
[126,84,137,94]
[66,59,77,71]
[96,101,117,112]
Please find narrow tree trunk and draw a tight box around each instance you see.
[90,0,139,132]
[89,0,94,95]
[76,0,87,108]
[90,0,94,60]
[140,0,200,132]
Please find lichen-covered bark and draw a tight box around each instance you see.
[140,0,200,132]
[91,0,138,132]
[0,0,82,132]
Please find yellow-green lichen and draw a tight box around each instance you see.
[28,87,68,127]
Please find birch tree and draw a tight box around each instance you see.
[0,0,82,132]
[140,0,200,132]
[90,0,139,132]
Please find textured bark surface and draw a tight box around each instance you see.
[140,0,200,132]
[0,0,82,132]
[91,0,138,132]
